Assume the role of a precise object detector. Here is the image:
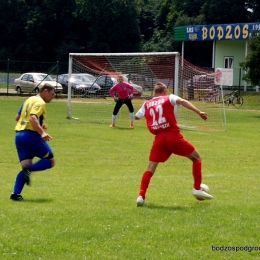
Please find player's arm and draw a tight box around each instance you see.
[15,105,23,121]
[30,114,52,141]
[176,98,207,120]
[128,85,134,99]
[15,114,20,121]
[109,85,116,98]
[128,84,134,95]
[135,104,145,120]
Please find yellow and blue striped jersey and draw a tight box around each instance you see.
[15,96,46,132]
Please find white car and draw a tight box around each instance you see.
[14,72,63,94]
[122,74,144,96]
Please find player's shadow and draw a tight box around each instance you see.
[23,198,54,203]
[143,201,212,211]
[113,126,135,131]
[144,203,187,211]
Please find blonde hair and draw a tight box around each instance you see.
[154,82,167,94]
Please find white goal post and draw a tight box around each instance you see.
[67,52,225,131]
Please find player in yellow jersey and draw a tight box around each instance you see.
[10,84,56,201]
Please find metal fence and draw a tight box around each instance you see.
[0,59,68,96]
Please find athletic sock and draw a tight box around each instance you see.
[112,115,116,124]
[139,171,153,199]
[129,112,134,124]
[192,160,202,190]
[13,170,25,194]
[27,158,52,172]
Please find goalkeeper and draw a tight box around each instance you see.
[109,75,134,128]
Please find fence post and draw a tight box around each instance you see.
[7,59,10,96]
[56,61,59,98]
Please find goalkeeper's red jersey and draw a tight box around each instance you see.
[136,94,180,135]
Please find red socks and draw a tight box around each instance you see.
[138,161,201,198]
[192,160,202,190]
[139,171,153,199]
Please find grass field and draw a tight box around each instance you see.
[1,95,260,260]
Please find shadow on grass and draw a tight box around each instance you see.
[250,115,260,119]
[110,126,136,131]
[142,201,213,211]
[144,203,187,211]
[23,198,54,203]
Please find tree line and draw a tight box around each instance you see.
[0,0,259,68]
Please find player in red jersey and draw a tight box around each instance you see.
[134,82,213,206]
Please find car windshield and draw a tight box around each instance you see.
[70,75,92,83]
[34,74,53,81]
[123,76,134,84]
[84,75,96,82]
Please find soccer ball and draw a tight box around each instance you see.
[194,183,211,201]
[200,183,210,193]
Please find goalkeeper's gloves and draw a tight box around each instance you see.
[128,94,133,100]
[114,97,119,102]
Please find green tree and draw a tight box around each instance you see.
[85,0,141,52]
[246,0,260,22]
[139,0,157,43]
[201,0,249,24]
[239,31,260,86]
[0,0,27,59]
[0,0,92,61]
[141,0,175,52]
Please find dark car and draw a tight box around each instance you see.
[94,75,117,96]
[124,73,157,91]
[79,73,97,83]
[55,74,100,95]
[94,75,143,97]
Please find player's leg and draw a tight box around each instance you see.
[110,100,123,127]
[11,132,33,200]
[20,131,54,170]
[11,156,54,201]
[187,149,213,200]
[187,149,202,190]
[166,133,201,190]
[137,161,158,206]
[11,131,55,201]
[124,99,134,128]
[23,138,54,174]
[137,134,170,206]
[165,133,212,200]
[11,158,33,201]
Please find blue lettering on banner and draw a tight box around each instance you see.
[186,23,260,41]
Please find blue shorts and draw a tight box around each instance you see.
[15,130,53,162]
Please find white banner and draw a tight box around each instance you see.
[214,68,233,86]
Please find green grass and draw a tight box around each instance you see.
[1,96,260,259]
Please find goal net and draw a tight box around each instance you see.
[67,52,225,131]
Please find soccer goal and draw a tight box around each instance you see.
[67,52,225,131]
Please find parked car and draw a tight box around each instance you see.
[79,73,97,83]
[187,74,215,100]
[93,75,117,96]
[188,74,215,88]
[124,73,157,91]
[93,75,143,97]
[55,74,101,95]
[14,73,63,94]
[122,74,143,97]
